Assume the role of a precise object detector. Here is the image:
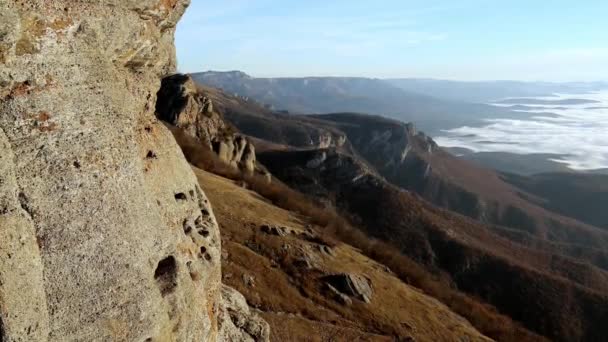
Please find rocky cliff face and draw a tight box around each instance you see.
[312,114,513,226]
[157,74,261,174]
[0,1,266,341]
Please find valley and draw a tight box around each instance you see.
[436,91,608,173]
[163,75,608,341]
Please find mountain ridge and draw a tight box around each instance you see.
[192,70,527,135]
[165,75,608,341]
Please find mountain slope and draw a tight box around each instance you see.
[299,114,608,257]
[171,114,542,341]
[503,172,608,230]
[257,148,608,342]
[194,167,493,342]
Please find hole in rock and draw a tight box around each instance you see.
[200,246,207,254]
[18,192,30,213]
[183,219,192,234]
[174,193,187,201]
[146,151,157,159]
[198,230,210,238]
[154,256,178,296]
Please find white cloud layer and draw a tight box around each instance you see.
[435,91,608,170]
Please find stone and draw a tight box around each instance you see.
[293,245,321,270]
[318,244,336,257]
[260,224,289,237]
[242,274,256,288]
[324,274,374,303]
[218,285,270,342]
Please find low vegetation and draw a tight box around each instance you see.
[171,126,545,342]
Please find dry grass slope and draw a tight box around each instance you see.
[194,168,492,341]
[171,126,545,342]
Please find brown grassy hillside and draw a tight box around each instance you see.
[172,129,543,341]
[194,168,496,341]
[258,148,608,342]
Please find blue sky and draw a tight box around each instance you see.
[176,0,608,81]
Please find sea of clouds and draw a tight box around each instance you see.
[435,91,608,170]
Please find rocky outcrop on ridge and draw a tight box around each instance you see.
[156,73,261,174]
[180,80,351,152]
[0,1,266,341]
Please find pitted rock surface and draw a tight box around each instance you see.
[0,1,230,341]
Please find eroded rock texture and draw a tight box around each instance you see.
[0,1,230,341]
[156,74,260,174]
[218,285,270,342]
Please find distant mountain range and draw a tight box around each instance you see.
[194,71,608,109]
[192,71,536,135]
[387,79,608,103]
[192,71,608,175]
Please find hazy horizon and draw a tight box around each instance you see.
[176,0,608,82]
[194,69,608,83]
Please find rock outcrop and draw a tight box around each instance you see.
[218,285,270,342]
[324,274,374,304]
[156,73,260,174]
[0,1,266,341]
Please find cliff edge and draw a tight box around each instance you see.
[0,1,266,341]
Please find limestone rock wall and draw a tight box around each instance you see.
[0,1,228,341]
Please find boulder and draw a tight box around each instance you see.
[324,274,374,303]
[292,245,322,271]
[218,285,270,342]
[260,224,289,237]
